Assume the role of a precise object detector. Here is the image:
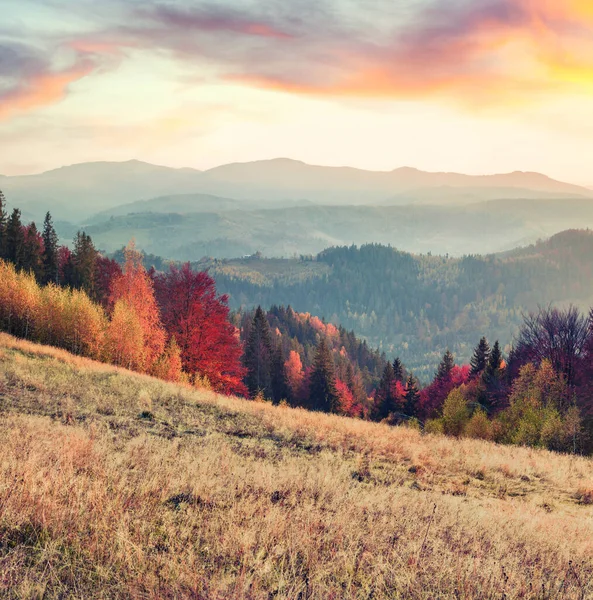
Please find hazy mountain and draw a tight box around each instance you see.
[65,197,593,261]
[1,159,590,222]
[88,193,314,223]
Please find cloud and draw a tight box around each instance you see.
[2,0,593,119]
[0,40,119,120]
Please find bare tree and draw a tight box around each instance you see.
[512,305,589,387]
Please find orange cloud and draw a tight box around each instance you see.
[0,63,94,121]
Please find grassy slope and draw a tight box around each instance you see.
[1,333,593,599]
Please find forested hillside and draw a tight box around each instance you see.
[207,231,593,378]
[59,198,593,260]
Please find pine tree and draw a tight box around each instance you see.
[71,232,98,296]
[374,361,396,421]
[6,208,25,270]
[392,357,405,383]
[470,337,490,378]
[41,212,59,285]
[437,349,455,381]
[484,340,502,381]
[309,338,338,413]
[0,190,7,260]
[404,374,419,418]
[22,222,44,281]
[270,343,288,403]
[243,306,274,399]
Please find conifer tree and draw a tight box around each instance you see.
[41,212,59,284]
[309,337,338,413]
[404,374,419,418]
[392,357,405,383]
[437,349,455,382]
[0,190,7,259]
[22,222,44,281]
[270,343,288,403]
[6,208,24,269]
[244,306,274,399]
[374,361,397,421]
[71,232,98,296]
[470,337,490,378]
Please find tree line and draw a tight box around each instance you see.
[209,236,593,379]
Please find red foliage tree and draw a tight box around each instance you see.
[95,255,122,307]
[335,378,364,418]
[420,364,470,420]
[154,263,247,396]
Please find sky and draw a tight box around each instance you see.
[1,0,593,183]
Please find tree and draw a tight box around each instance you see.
[309,338,338,413]
[103,299,146,371]
[392,357,405,383]
[41,212,59,285]
[373,361,397,421]
[152,337,184,383]
[0,190,7,259]
[511,306,588,387]
[437,349,455,382]
[285,350,304,402]
[109,241,166,373]
[441,387,470,437]
[6,208,24,269]
[470,337,490,378]
[71,232,98,296]
[153,262,246,395]
[404,374,419,418]
[22,222,44,281]
[94,255,121,307]
[243,306,274,399]
[270,343,288,403]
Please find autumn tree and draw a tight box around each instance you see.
[103,299,146,371]
[0,190,7,259]
[470,337,490,378]
[109,241,166,373]
[41,212,59,285]
[511,306,588,387]
[285,350,304,402]
[152,337,184,383]
[94,255,121,307]
[153,262,246,395]
[309,337,338,413]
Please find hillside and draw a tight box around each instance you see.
[65,197,593,260]
[207,231,593,378]
[2,159,590,222]
[1,333,593,599]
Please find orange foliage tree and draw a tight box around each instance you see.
[108,242,166,373]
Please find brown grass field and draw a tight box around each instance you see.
[1,332,593,599]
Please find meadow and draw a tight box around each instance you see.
[1,332,593,599]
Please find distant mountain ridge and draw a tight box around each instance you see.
[1,158,590,222]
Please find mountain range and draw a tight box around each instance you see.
[1,158,590,222]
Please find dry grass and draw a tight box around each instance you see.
[1,332,593,599]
